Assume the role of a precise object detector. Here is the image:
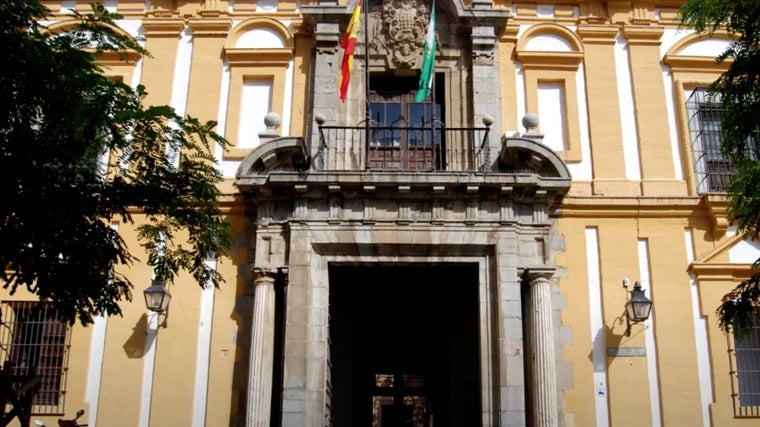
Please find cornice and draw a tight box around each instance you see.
[689,262,756,280]
[558,195,705,218]
[663,54,730,74]
[224,48,294,66]
[514,51,584,70]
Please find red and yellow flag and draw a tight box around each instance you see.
[339,0,362,102]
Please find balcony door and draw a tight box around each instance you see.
[368,75,443,170]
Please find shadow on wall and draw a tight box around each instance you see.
[122,313,148,358]
[228,211,255,427]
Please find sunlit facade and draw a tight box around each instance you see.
[8,0,760,426]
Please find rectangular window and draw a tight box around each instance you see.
[237,78,273,149]
[686,88,736,193]
[0,302,71,414]
[731,313,760,417]
[537,81,568,153]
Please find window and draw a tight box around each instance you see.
[0,302,71,414]
[237,78,273,149]
[731,313,760,417]
[687,88,738,193]
[368,75,444,171]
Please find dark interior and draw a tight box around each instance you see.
[329,264,481,427]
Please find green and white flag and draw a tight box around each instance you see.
[415,0,435,102]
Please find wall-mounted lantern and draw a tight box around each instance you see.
[625,281,652,336]
[144,280,171,317]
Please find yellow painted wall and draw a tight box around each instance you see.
[13,2,760,427]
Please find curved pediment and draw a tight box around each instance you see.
[235,137,309,178]
[499,136,572,180]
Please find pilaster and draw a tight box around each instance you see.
[140,19,185,106]
[472,24,502,169]
[310,20,342,165]
[622,25,687,196]
[499,24,521,132]
[577,25,639,196]
[185,19,231,141]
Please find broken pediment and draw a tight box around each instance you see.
[691,229,760,279]
[499,136,571,180]
[235,137,309,177]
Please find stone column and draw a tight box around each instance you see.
[525,273,558,427]
[246,267,278,427]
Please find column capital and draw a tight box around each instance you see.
[577,25,619,44]
[252,266,277,285]
[622,25,664,45]
[142,18,185,38]
[186,18,232,37]
[520,267,556,285]
[251,266,289,287]
[472,24,497,66]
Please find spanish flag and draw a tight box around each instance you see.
[339,0,362,102]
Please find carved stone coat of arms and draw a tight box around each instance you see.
[370,0,431,68]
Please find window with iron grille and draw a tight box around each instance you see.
[686,88,735,193]
[730,313,760,417]
[0,301,71,414]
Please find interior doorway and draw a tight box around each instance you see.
[329,264,481,427]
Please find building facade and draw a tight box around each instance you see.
[7,0,760,426]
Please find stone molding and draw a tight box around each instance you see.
[243,179,565,228]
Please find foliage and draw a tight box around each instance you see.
[0,0,231,325]
[679,0,760,337]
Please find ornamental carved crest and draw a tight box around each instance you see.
[370,0,430,68]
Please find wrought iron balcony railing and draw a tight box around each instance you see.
[314,120,492,172]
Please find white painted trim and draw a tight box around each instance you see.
[139,312,159,427]
[85,314,107,427]
[662,64,684,180]
[685,228,713,427]
[585,227,610,427]
[515,62,526,133]
[192,259,218,427]
[166,26,193,167]
[638,239,662,427]
[217,60,239,178]
[616,33,642,181]
[282,58,294,137]
[171,26,193,118]
[572,61,592,180]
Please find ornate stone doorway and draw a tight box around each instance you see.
[329,264,481,427]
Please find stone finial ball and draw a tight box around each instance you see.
[482,114,494,127]
[264,112,281,128]
[315,113,327,125]
[522,113,539,130]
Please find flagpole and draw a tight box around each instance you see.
[363,0,370,153]
[428,1,436,167]
[431,68,436,168]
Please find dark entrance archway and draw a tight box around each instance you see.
[329,264,481,427]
